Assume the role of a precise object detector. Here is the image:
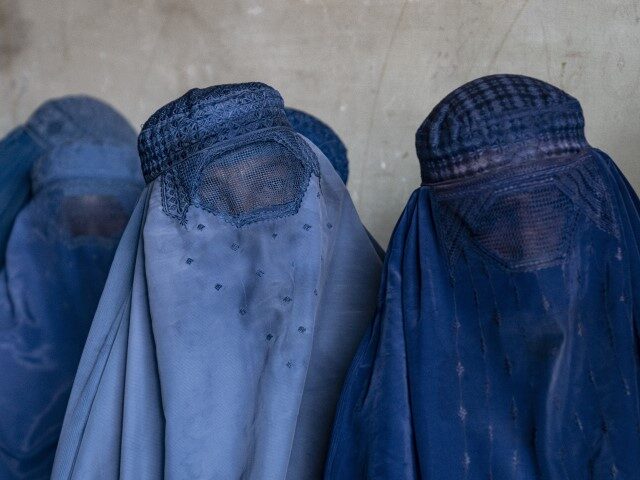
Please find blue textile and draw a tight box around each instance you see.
[285,108,349,184]
[0,96,138,267]
[285,107,385,258]
[0,128,42,268]
[0,97,142,479]
[325,74,640,479]
[52,83,382,479]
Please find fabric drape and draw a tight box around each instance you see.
[285,107,349,184]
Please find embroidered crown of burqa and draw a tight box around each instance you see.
[52,83,381,480]
[325,74,640,479]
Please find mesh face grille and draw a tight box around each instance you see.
[59,195,130,239]
[470,184,577,268]
[194,141,307,217]
[159,128,319,227]
[433,154,619,272]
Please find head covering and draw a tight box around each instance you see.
[0,97,142,479]
[285,108,349,184]
[52,83,382,479]
[325,74,640,479]
[0,96,137,267]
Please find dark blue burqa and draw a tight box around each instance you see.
[0,97,142,479]
[325,74,640,479]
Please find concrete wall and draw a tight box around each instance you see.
[2,0,640,245]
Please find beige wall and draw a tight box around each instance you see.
[2,0,640,245]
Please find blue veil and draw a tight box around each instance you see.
[325,75,640,479]
[0,96,137,266]
[52,83,382,479]
[0,97,142,479]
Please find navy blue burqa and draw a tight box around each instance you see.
[0,97,142,479]
[325,74,640,479]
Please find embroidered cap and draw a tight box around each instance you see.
[26,95,137,149]
[138,83,291,183]
[416,74,589,183]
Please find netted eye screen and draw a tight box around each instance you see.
[434,154,617,271]
[470,182,577,269]
[195,141,308,217]
[160,130,318,227]
[59,195,131,238]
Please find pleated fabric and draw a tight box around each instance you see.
[0,97,142,479]
[325,74,640,479]
[0,128,42,268]
[51,83,382,480]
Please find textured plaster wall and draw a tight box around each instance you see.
[2,0,640,245]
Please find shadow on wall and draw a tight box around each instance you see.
[0,0,29,70]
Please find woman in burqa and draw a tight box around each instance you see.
[52,83,382,479]
[0,97,142,479]
[325,74,640,479]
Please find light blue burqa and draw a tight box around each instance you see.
[0,97,142,479]
[52,83,382,479]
